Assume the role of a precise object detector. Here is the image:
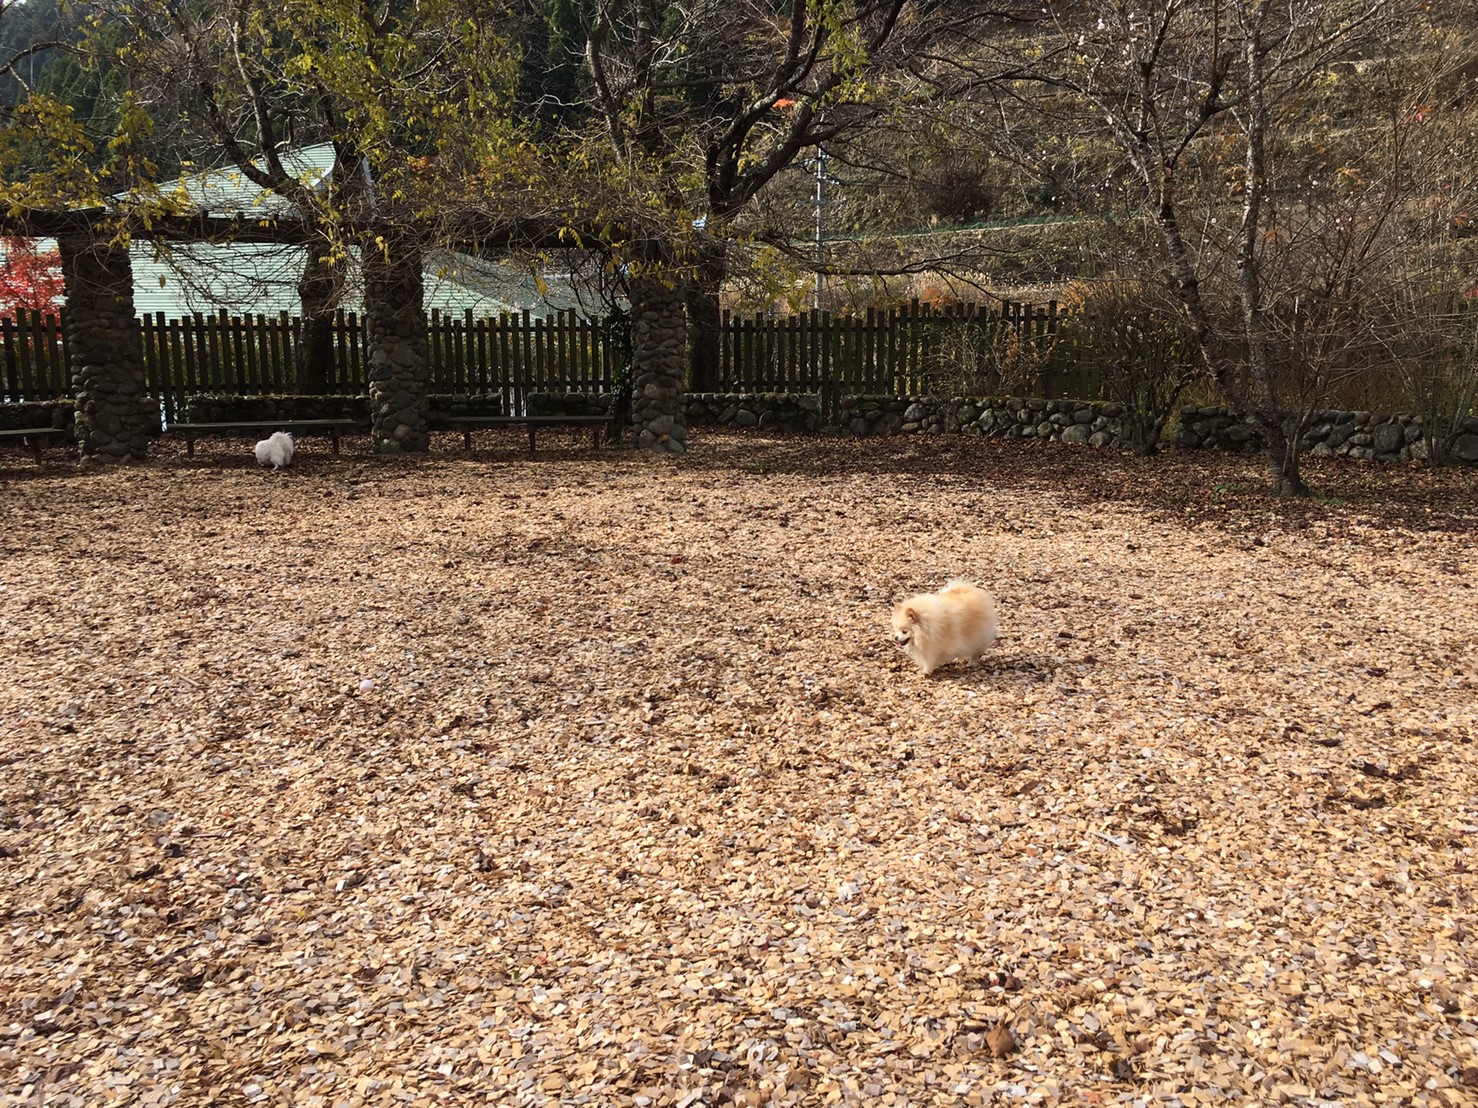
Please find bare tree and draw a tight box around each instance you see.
[938,0,1459,494]
[1382,284,1478,464]
[1365,40,1478,465]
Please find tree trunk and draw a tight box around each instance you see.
[1271,466,1311,498]
[602,306,634,445]
[57,234,152,464]
[1130,411,1166,456]
[1150,170,1312,497]
[363,238,430,453]
[1235,8,1310,498]
[295,248,343,393]
[1122,7,1315,498]
[1263,409,1311,497]
[683,243,725,392]
[1238,356,1310,504]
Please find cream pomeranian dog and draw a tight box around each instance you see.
[891,580,998,675]
[253,431,295,469]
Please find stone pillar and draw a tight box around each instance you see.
[629,275,688,453]
[363,240,430,453]
[58,235,151,464]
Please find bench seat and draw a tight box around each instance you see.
[170,419,361,456]
[446,414,612,453]
[0,426,70,464]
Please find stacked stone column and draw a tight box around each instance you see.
[364,241,430,453]
[58,235,151,464]
[628,276,688,453]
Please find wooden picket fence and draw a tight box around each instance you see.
[718,300,1085,399]
[1,311,67,402]
[2,300,1100,426]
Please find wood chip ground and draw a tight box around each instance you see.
[2,429,1476,1106]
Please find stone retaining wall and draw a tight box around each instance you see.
[526,392,612,417]
[1179,406,1478,464]
[836,395,1137,445]
[177,394,505,427]
[180,395,370,424]
[682,393,1475,463]
[0,401,74,432]
[683,393,1143,445]
[14,389,1473,465]
[177,392,609,428]
[680,392,1139,446]
[686,392,822,432]
[427,394,507,426]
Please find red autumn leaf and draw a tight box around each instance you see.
[0,237,64,314]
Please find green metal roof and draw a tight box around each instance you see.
[109,145,591,318]
[156,144,338,218]
[129,242,581,319]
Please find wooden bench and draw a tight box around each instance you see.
[170,419,361,457]
[447,414,613,454]
[0,426,70,463]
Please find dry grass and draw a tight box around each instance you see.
[2,429,1476,1107]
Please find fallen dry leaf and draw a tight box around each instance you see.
[1,427,1475,1106]
[986,1025,1017,1059]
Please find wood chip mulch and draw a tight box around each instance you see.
[2,428,1475,1106]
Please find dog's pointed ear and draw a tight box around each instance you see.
[904,605,919,623]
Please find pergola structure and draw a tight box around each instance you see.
[3,208,692,462]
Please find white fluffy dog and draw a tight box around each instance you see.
[253,431,295,469]
[891,580,999,675]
